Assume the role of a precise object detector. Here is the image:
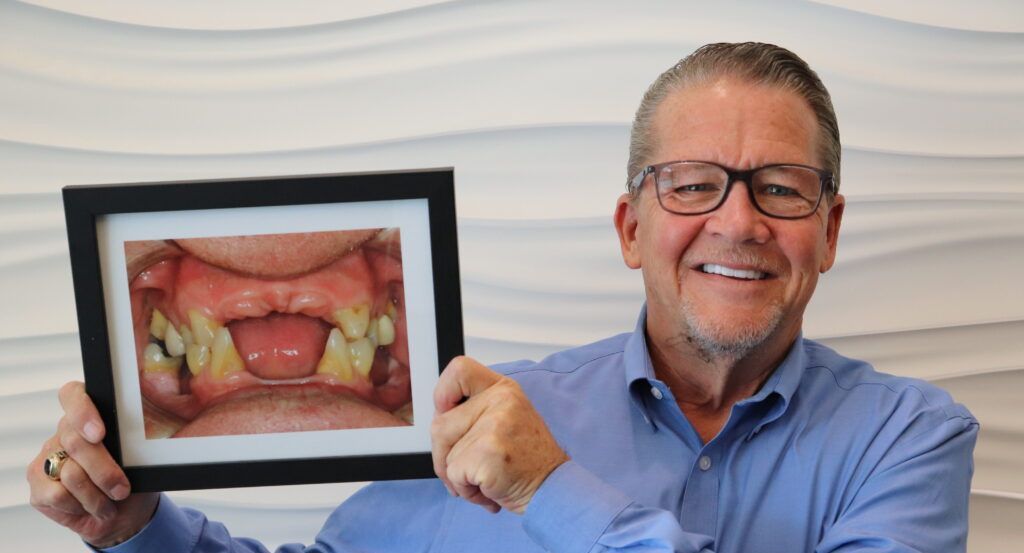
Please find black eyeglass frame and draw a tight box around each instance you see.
[628,160,836,220]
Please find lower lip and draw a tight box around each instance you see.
[172,384,408,438]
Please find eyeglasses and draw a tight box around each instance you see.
[628,161,835,219]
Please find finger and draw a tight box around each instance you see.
[430,395,489,492]
[445,450,500,513]
[59,457,117,520]
[27,441,87,517]
[58,417,131,501]
[58,381,105,444]
[434,357,502,413]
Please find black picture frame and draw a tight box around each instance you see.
[62,168,463,492]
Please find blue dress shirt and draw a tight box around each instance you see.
[101,308,978,552]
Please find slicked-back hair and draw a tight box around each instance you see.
[627,42,841,199]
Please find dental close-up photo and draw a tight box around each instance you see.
[125,228,411,439]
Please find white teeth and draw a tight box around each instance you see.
[377,314,395,346]
[188,310,218,348]
[164,324,185,357]
[185,344,210,376]
[349,337,375,377]
[209,327,244,379]
[149,309,169,340]
[334,305,370,340]
[316,328,353,381]
[701,263,766,280]
[143,343,181,374]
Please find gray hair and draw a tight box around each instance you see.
[627,42,841,198]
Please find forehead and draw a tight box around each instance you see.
[650,77,821,169]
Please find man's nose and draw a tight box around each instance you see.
[703,180,771,244]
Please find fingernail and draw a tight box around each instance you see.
[111,484,130,501]
[83,422,102,443]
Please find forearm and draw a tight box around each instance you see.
[91,494,292,553]
[523,461,715,553]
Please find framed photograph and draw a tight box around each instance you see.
[62,168,462,492]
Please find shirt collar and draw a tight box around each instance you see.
[622,303,807,431]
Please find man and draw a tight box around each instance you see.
[28,42,977,552]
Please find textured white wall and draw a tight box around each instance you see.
[1,0,1022,550]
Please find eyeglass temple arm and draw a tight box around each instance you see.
[628,166,654,192]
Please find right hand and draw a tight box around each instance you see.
[26,381,159,548]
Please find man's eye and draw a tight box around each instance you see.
[764,184,796,196]
[674,183,717,193]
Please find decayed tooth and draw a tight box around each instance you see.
[143,343,181,373]
[349,337,375,377]
[185,344,210,376]
[188,310,218,348]
[164,324,185,357]
[149,309,169,340]
[209,327,244,379]
[180,325,194,348]
[316,328,353,381]
[377,314,395,346]
[386,302,398,321]
[334,305,370,340]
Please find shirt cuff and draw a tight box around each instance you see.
[523,460,633,552]
[90,494,196,553]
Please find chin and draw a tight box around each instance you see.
[680,299,785,360]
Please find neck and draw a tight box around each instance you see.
[646,321,797,442]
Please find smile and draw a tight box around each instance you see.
[699,263,770,280]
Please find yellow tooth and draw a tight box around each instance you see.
[164,324,185,357]
[209,327,244,379]
[349,337,375,377]
[143,343,181,374]
[188,310,218,348]
[316,328,353,381]
[149,309,169,340]
[180,325,194,348]
[377,314,395,346]
[386,302,398,321]
[334,305,370,340]
[366,317,379,348]
[185,344,210,376]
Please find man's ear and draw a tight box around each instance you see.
[614,193,642,269]
[820,193,845,273]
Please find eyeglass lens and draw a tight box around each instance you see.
[656,162,822,217]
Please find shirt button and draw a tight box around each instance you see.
[650,386,664,400]
[699,455,712,471]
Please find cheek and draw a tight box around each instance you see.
[641,217,702,268]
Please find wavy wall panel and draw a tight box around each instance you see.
[1,0,1021,550]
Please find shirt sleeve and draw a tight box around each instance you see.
[93,479,449,553]
[522,460,716,552]
[815,407,979,552]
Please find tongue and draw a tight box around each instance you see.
[229,313,331,380]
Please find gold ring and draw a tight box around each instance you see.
[43,450,69,481]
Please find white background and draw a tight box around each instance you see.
[0,1,1021,550]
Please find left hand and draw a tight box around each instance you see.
[431,356,569,514]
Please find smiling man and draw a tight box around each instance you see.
[29,42,978,553]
